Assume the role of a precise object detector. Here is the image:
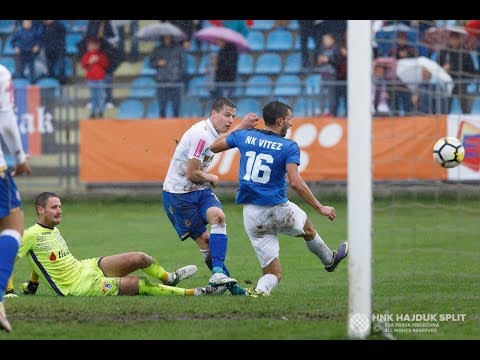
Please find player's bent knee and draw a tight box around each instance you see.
[207,208,226,225]
[303,223,316,240]
[123,252,150,269]
[136,252,153,267]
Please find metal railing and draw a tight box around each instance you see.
[13,76,480,194]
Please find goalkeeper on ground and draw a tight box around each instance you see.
[5,191,226,297]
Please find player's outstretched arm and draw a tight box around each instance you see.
[186,158,219,187]
[286,163,336,221]
[210,112,258,153]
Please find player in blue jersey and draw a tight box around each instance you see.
[0,64,31,332]
[210,99,348,297]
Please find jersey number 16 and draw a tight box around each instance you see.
[243,151,273,184]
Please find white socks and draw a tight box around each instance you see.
[256,273,278,294]
[305,233,334,266]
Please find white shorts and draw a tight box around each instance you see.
[243,201,307,268]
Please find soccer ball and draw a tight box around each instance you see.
[432,137,465,168]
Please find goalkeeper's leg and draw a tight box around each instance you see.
[141,257,197,286]
[135,277,227,296]
[20,270,40,295]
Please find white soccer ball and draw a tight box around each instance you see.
[432,137,465,168]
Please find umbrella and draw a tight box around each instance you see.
[423,25,468,47]
[423,25,478,50]
[134,22,186,41]
[208,20,254,27]
[194,26,251,53]
[380,23,413,33]
[465,20,480,38]
[374,23,417,57]
[396,56,454,96]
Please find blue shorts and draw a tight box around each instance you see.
[162,189,222,241]
[0,170,22,219]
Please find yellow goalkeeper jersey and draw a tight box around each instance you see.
[18,223,84,296]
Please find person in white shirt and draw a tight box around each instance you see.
[0,63,31,332]
[162,97,258,296]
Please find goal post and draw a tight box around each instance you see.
[347,20,373,339]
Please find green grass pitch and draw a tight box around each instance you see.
[2,194,478,340]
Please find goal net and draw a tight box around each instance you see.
[347,20,480,340]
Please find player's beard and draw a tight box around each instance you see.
[281,123,290,137]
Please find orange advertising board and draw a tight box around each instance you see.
[79,116,447,183]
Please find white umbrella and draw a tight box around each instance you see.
[134,22,186,41]
[423,25,467,48]
[396,56,454,96]
[380,23,412,33]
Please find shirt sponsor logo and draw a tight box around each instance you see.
[194,139,206,158]
[58,249,70,258]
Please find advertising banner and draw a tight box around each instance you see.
[14,84,55,156]
[448,115,480,180]
[80,116,448,183]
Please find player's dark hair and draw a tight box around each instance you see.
[35,192,59,214]
[210,97,236,113]
[263,100,292,126]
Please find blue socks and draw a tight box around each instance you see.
[0,230,21,302]
[210,225,228,271]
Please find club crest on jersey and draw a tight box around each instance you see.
[103,281,113,292]
[203,151,214,163]
[184,219,191,228]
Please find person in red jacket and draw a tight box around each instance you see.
[80,37,109,118]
